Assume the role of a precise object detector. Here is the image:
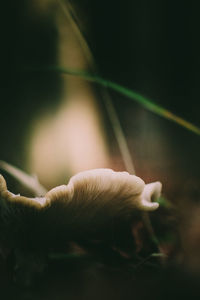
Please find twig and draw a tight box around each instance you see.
[0,160,47,196]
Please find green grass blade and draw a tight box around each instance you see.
[44,66,200,136]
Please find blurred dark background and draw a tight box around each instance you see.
[0,0,199,198]
[84,0,200,198]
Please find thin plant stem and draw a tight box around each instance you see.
[102,91,135,173]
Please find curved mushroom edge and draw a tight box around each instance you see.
[0,169,161,212]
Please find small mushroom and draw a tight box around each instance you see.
[0,169,161,251]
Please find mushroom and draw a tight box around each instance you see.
[0,169,161,252]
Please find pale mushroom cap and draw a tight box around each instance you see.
[0,169,161,213]
[68,168,145,203]
[46,169,145,203]
[0,169,161,250]
[46,168,160,211]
